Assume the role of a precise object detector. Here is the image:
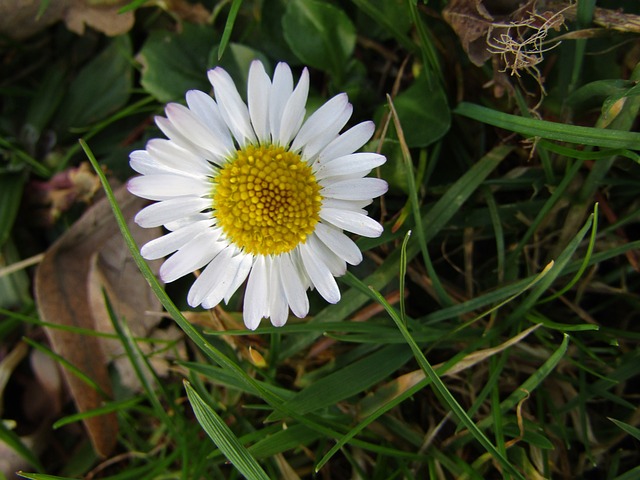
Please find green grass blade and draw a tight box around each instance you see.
[388,94,450,306]
[508,211,594,321]
[266,344,412,422]
[0,173,25,247]
[608,418,640,441]
[539,203,599,303]
[52,397,143,429]
[0,421,44,473]
[614,466,640,480]
[17,474,75,480]
[184,380,271,480]
[477,335,570,430]
[218,0,244,60]
[21,337,108,398]
[455,102,640,149]
[366,285,525,480]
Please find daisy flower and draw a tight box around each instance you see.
[127,60,387,330]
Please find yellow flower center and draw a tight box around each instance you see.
[212,144,322,256]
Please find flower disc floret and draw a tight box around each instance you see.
[213,144,322,256]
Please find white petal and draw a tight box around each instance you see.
[140,220,213,260]
[127,174,210,201]
[277,252,309,318]
[187,246,235,308]
[320,207,384,238]
[290,247,311,290]
[319,121,375,161]
[185,90,235,154]
[159,230,224,283]
[165,213,212,231]
[165,103,232,159]
[247,60,271,143]
[201,252,248,309]
[268,256,289,327]
[291,93,349,153]
[146,139,213,175]
[155,116,218,163]
[223,253,253,303]
[306,233,346,277]
[278,67,309,146]
[134,197,211,228]
[314,222,362,265]
[130,150,170,175]
[301,103,352,160]
[314,153,386,180]
[208,67,257,147]
[322,178,388,200]
[243,255,269,330]
[299,240,340,304]
[269,63,294,143]
[321,197,372,211]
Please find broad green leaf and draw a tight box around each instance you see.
[282,0,356,80]
[55,35,132,131]
[25,64,67,134]
[184,381,270,480]
[353,0,413,47]
[384,74,451,147]
[138,23,214,103]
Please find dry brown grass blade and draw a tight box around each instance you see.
[34,184,158,457]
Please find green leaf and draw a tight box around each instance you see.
[25,64,67,134]
[184,381,270,480]
[55,36,132,131]
[282,0,356,80]
[353,0,414,48]
[138,24,215,103]
[455,102,640,150]
[391,74,451,148]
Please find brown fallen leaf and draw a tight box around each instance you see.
[0,0,134,40]
[0,0,214,40]
[443,0,540,68]
[34,184,163,457]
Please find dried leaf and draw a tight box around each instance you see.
[443,0,539,67]
[64,0,134,36]
[0,0,134,39]
[34,184,161,457]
